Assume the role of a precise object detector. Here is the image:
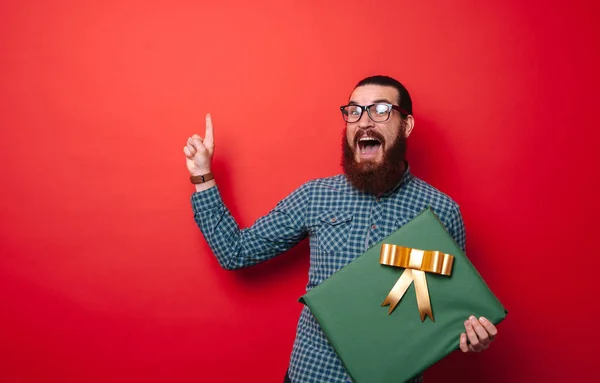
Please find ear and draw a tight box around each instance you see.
[403,115,415,138]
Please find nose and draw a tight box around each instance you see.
[357,108,374,129]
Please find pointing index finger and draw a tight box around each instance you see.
[205,113,214,147]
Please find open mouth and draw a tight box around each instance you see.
[357,137,382,156]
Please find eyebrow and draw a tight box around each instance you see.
[348,98,392,105]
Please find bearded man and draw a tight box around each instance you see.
[183,75,499,383]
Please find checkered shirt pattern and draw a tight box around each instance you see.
[191,165,466,383]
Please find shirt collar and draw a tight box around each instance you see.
[380,161,413,197]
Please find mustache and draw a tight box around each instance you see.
[353,130,386,147]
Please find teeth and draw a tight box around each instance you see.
[359,137,379,142]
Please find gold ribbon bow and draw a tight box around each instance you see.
[380,244,454,322]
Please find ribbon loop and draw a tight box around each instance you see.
[380,244,454,322]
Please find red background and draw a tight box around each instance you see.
[1,0,599,382]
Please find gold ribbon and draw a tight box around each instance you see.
[380,244,454,322]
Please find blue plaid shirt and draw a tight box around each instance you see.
[191,165,466,383]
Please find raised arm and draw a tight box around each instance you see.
[184,114,310,270]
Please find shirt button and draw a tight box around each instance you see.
[331,218,337,223]
[371,224,377,230]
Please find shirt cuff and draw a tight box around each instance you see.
[190,186,224,213]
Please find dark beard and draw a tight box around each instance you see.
[341,129,407,196]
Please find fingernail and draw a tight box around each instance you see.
[470,315,477,322]
[480,317,488,323]
[464,320,470,327]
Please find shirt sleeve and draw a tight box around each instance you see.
[445,204,467,253]
[190,183,311,270]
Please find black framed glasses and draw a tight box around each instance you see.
[340,103,408,123]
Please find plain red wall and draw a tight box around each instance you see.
[1,0,599,382]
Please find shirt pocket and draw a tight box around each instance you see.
[315,210,353,252]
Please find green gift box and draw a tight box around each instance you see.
[299,207,508,383]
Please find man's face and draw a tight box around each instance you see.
[345,85,406,170]
[341,84,415,196]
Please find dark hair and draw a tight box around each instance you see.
[355,75,413,116]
